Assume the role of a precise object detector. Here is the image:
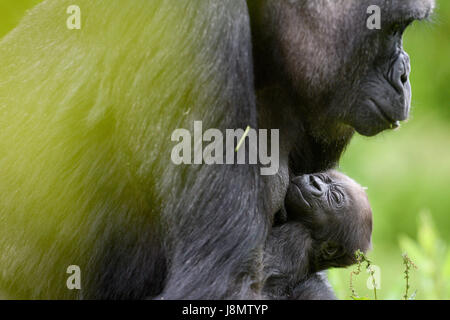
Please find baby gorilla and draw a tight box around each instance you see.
[263,170,373,299]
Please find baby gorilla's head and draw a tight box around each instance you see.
[285,170,373,271]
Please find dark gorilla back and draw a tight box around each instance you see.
[0,0,262,299]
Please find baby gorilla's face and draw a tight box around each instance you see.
[286,170,373,270]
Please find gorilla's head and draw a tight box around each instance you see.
[249,0,435,137]
[286,170,373,270]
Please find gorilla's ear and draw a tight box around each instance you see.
[320,242,346,261]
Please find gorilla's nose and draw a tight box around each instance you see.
[400,62,409,85]
[390,52,411,94]
[389,51,411,121]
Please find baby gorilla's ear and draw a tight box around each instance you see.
[320,242,345,259]
[317,241,348,269]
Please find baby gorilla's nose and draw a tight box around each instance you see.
[308,174,325,195]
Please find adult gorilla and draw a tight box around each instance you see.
[0,0,433,299]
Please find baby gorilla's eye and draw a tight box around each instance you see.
[324,246,339,256]
[328,187,345,207]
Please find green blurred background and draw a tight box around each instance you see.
[0,0,448,300]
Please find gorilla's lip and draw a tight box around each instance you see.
[369,99,401,129]
[291,180,311,209]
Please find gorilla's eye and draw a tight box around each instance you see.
[325,246,339,256]
[328,188,345,207]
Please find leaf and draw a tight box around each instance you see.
[417,211,438,257]
[399,236,429,269]
[442,251,450,280]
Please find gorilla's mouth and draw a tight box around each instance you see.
[291,179,311,209]
[369,98,401,130]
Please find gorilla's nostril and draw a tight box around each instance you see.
[400,58,409,85]
[401,72,408,84]
[309,175,323,192]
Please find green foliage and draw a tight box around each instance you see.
[0,0,41,38]
[402,253,418,300]
[399,212,450,300]
[345,251,419,301]
[330,213,449,300]
[350,250,378,300]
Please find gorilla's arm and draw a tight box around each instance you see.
[262,223,313,299]
[263,223,337,300]
[291,272,337,300]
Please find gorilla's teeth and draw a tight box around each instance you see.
[391,121,401,129]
